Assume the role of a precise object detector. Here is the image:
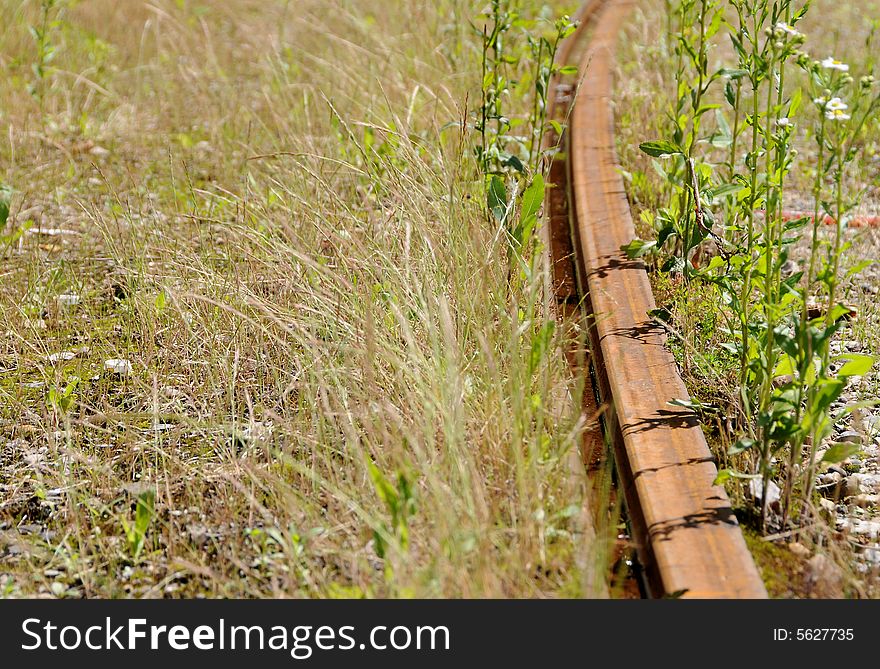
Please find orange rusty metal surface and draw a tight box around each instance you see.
[546,0,767,598]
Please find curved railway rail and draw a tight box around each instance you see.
[545,0,768,598]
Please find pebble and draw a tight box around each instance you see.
[845,475,862,498]
[804,554,845,598]
[103,358,132,376]
[840,519,880,540]
[788,542,811,559]
[853,494,879,508]
[827,464,848,477]
[780,259,799,277]
[858,474,880,492]
[819,498,837,516]
[749,478,782,510]
[837,430,862,445]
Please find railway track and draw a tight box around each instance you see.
[545,0,768,598]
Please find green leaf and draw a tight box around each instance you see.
[520,175,544,225]
[621,238,657,258]
[821,443,860,464]
[639,140,683,158]
[529,321,555,374]
[724,80,737,106]
[713,468,759,485]
[847,260,874,278]
[668,397,716,413]
[708,182,742,199]
[773,355,797,377]
[134,490,155,540]
[0,184,11,228]
[487,175,508,224]
[155,290,168,311]
[367,459,398,511]
[728,438,756,455]
[837,353,875,378]
[717,67,748,79]
[502,154,525,173]
[661,255,686,274]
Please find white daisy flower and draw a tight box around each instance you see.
[775,22,801,37]
[825,109,851,121]
[821,57,850,72]
[826,97,848,111]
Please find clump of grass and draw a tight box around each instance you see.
[0,0,606,598]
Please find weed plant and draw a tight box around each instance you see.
[625,0,880,528]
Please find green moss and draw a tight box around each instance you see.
[741,525,806,599]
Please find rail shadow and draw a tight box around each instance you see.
[622,409,702,435]
[602,321,666,345]
[648,507,740,542]
[628,455,717,479]
[586,254,645,279]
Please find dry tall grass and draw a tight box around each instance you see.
[0,0,606,598]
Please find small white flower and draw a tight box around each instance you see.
[775,22,801,37]
[57,293,80,307]
[777,117,793,127]
[826,97,848,111]
[813,96,828,107]
[825,109,851,121]
[821,57,850,72]
[104,358,133,376]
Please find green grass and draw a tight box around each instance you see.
[0,0,607,598]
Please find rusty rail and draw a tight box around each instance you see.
[545,0,768,598]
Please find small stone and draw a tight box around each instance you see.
[844,474,862,498]
[48,351,77,363]
[827,464,847,478]
[837,430,862,445]
[859,474,880,492]
[819,498,837,517]
[103,358,132,376]
[803,554,845,599]
[853,494,879,508]
[749,478,782,510]
[788,542,811,559]
[149,423,174,432]
[57,293,80,307]
[846,519,880,540]
[818,471,842,485]
[817,471,844,501]
[780,259,799,277]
